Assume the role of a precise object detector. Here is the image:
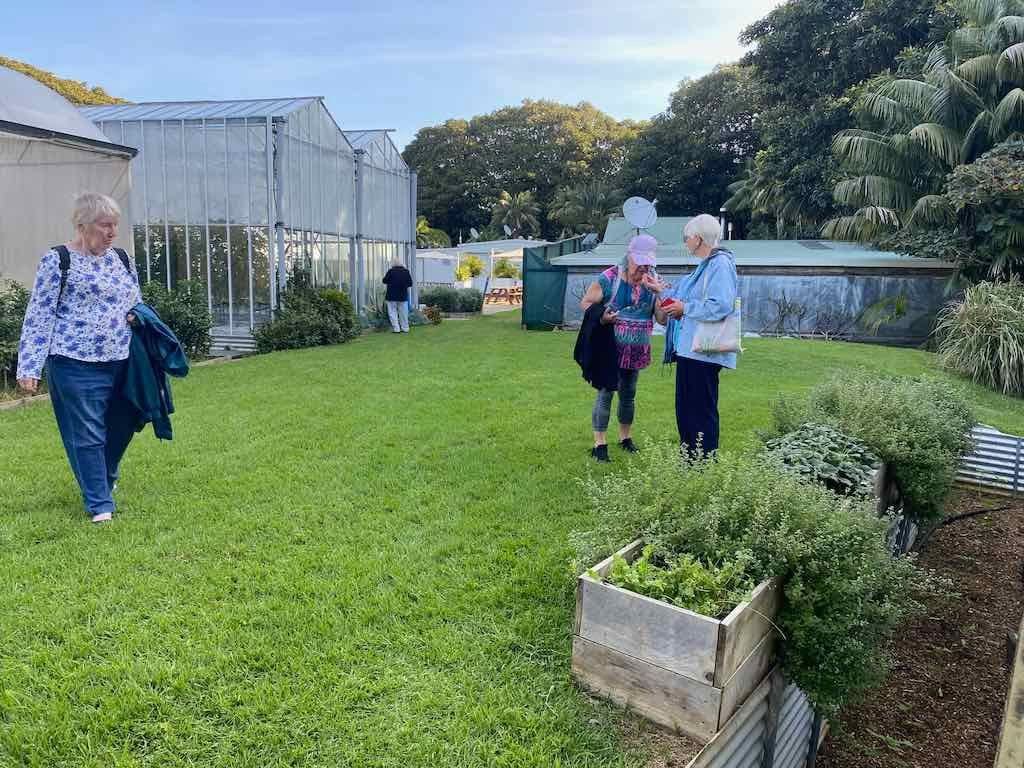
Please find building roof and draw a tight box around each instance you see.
[550,216,954,270]
[417,239,548,258]
[0,65,135,155]
[80,97,321,122]
[344,129,409,171]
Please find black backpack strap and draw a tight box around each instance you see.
[113,247,132,275]
[53,245,71,303]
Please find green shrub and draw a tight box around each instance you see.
[419,287,482,313]
[935,279,1024,397]
[604,544,755,619]
[0,278,30,389]
[765,423,879,497]
[253,267,359,353]
[141,280,213,360]
[419,286,459,312]
[571,446,937,716]
[493,258,521,279]
[454,255,485,281]
[456,288,483,312]
[769,372,974,523]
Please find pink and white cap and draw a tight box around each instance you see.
[627,233,658,266]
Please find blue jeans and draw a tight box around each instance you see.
[591,368,640,433]
[47,355,136,516]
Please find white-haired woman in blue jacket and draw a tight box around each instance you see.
[654,214,738,456]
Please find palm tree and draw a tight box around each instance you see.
[824,0,1024,241]
[490,190,541,236]
[548,183,624,238]
[415,216,451,248]
[725,163,813,238]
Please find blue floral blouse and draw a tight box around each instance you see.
[16,247,142,380]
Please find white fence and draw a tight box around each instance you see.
[957,424,1024,495]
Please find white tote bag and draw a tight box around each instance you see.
[691,268,743,354]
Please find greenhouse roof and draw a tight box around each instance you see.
[80,97,322,122]
[0,65,135,155]
[344,129,408,171]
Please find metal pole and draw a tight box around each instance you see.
[202,118,212,319]
[161,120,171,289]
[409,169,417,305]
[337,140,344,290]
[317,103,325,288]
[182,119,191,281]
[273,120,287,295]
[140,121,151,283]
[354,149,365,314]
[266,116,276,313]
[224,120,233,333]
[245,118,255,330]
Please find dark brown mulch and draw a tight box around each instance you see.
[819,488,1024,768]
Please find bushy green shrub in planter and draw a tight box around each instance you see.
[765,423,879,498]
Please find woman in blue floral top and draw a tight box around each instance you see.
[17,192,142,523]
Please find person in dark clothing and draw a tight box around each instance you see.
[382,260,414,333]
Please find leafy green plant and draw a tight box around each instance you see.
[935,278,1024,396]
[766,423,879,497]
[492,258,521,279]
[0,278,30,389]
[454,255,485,282]
[418,286,482,313]
[253,266,359,353]
[572,445,938,716]
[141,280,214,360]
[768,371,975,522]
[603,544,756,619]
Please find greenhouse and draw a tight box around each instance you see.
[80,99,416,336]
[0,66,136,287]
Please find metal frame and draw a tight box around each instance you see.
[83,98,415,333]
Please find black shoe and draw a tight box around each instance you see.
[619,438,639,453]
[590,444,610,462]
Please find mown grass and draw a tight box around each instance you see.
[1,311,1022,768]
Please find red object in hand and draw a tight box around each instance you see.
[660,297,675,308]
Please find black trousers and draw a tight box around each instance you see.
[675,356,722,456]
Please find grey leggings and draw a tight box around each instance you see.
[592,368,640,432]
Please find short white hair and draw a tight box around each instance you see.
[72,192,121,229]
[684,214,721,247]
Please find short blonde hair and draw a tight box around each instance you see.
[684,214,721,247]
[72,192,121,229]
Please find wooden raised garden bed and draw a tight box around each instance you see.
[571,539,781,740]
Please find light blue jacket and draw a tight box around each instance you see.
[662,247,738,370]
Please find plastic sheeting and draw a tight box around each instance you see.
[0,132,133,286]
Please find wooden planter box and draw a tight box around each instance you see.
[572,540,781,740]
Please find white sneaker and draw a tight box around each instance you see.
[91,511,113,523]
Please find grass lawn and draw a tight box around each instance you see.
[2,310,1022,768]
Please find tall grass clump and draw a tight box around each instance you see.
[935,279,1024,398]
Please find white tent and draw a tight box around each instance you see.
[0,66,135,287]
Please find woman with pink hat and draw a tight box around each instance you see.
[579,233,668,462]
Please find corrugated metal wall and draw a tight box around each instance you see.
[958,424,1023,495]
[772,685,815,768]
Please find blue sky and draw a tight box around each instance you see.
[4,0,780,149]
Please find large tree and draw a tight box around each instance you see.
[620,65,763,222]
[728,0,958,235]
[825,0,1024,246]
[402,101,640,241]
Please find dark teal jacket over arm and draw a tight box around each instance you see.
[120,303,189,440]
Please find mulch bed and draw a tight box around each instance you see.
[819,488,1024,768]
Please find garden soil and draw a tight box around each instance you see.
[819,488,1024,768]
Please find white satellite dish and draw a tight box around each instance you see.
[623,196,658,230]
[503,224,513,237]
[469,227,480,241]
